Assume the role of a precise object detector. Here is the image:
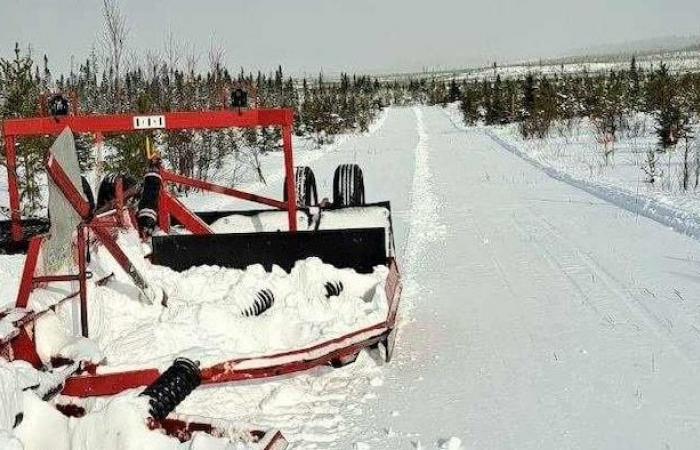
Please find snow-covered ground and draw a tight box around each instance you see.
[442,102,700,241]
[4,105,700,448]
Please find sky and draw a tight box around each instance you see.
[1,0,700,77]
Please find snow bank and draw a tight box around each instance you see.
[0,254,25,311]
[485,128,700,241]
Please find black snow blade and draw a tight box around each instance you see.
[151,227,388,273]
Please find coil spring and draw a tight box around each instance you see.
[241,289,275,317]
[324,281,344,298]
[140,357,201,421]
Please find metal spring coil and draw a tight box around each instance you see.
[324,281,344,298]
[241,289,275,317]
[140,357,201,421]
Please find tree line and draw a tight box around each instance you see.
[425,59,700,188]
[0,44,383,213]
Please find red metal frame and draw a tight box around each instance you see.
[1,107,402,404]
[2,108,298,240]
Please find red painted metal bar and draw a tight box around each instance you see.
[5,135,22,241]
[61,368,161,397]
[46,154,92,219]
[10,326,43,369]
[201,334,387,384]
[3,109,294,137]
[158,189,171,233]
[33,275,80,283]
[282,125,297,232]
[16,237,43,308]
[161,170,288,210]
[88,224,149,295]
[160,192,212,235]
[384,258,402,326]
[150,416,288,449]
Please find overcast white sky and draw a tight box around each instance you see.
[1,0,700,76]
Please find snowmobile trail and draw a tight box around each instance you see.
[335,106,700,449]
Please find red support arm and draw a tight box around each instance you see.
[88,225,150,294]
[46,154,92,219]
[15,237,43,308]
[158,189,171,233]
[161,170,288,210]
[160,192,213,235]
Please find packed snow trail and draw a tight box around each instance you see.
[334,107,700,449]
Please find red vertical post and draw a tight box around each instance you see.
[5,135,23,242]
[16,237,42,308]
[158,188,171,234]
[77,226,89,338]
[282,125,297,232]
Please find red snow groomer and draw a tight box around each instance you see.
[0,94,402,446]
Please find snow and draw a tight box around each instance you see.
[94,257,389,368]
[5,105,700,448]
[0,254,24,311]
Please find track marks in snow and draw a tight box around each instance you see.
[402,107,446,309]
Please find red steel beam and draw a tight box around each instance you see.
[16,237,43,308]
[33,275,80,283]
[160,192,213,235]
[2,109,294,137]
[46,153,92,219]
[161,170,288,211]
[61,368,161,397]
[282,125,297,232]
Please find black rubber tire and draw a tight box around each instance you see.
[332,164,365,207]
[283,166,318,207]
